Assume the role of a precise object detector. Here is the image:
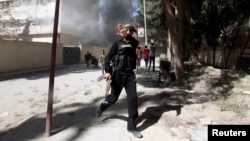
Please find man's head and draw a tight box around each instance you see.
[124,24,137,34]
[150,39,154,43]
[101,49,105,54]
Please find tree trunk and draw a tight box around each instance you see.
[213,47,216,66]
[177,0,185,59]
[161,0,184,80]
[167,32,171,59]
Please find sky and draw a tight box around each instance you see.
[131,0,140,17]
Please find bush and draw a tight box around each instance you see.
[159,53,171,72]
[159,53,171,81]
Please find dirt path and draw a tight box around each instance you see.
[0,63,250,141]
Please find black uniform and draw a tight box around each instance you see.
[98,35,139,131]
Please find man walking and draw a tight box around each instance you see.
[96,23,142,138]
[142,45,149,69]
[136,46,142,70]
[98,49,106,75]
[148,40,156,72]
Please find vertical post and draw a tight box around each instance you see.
[143,0,147,45]
[136,23,139,40]
[45,0,60,136]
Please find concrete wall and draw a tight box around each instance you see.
[0,40,63,73]
[0,39,243,73]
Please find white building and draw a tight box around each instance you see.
[0,0,100,46]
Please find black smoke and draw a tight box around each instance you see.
[17,0,136,47]
[100,0,135,46]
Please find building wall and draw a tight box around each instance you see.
[0,0,100,47]
[60,33,82,47]
[0,0,55,41]
[0,40,63,73]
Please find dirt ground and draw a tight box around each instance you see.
[0,62,250,141]
[137,63,250,123]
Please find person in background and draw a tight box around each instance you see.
[136,46,142,70]
[98,49,106,75]
[96,23,142,138]
[85,51,91,67]
[142,45,149,69]
[148,40,157,72]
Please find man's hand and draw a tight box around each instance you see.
[104,73,112,81]
[117,23,123,31]
[117,23,128,38]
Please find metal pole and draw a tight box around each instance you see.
[143,0,147,45]
[136,23,139,40]
[45,0,60,136]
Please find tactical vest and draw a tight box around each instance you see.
[112,41,136,70]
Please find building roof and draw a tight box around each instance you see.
[0,0,14,2]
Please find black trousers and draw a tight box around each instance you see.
[149,56,155,71]
[101,70,139,130]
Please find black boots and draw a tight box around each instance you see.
[96,106,103,117]
[96,101,109,117]
[95,102,143,138]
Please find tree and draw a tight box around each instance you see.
[136,0,168,48]
[160,0,185,80]
[136,0,184,80]
[136,0,249,80]
[198,0,249,66]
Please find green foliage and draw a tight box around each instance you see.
[135,0,249,57]
[199,0,249,48]
[159,53,171,80]
[159,53,171,72]
[136,0,167,45]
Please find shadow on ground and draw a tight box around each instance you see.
[1,64,248,141]
[137,64,248,102]
[1,88,187,141]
